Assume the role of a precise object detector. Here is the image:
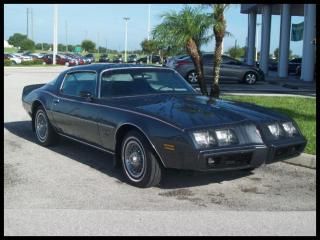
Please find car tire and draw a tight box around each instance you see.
[34,106,59,146]
[244,72,257,85]
[187,70,198,84]
[121,130,162,188]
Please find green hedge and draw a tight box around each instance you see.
[4,59,13,66]
[21,59,44,65]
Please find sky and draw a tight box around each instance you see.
[4,4,304,55]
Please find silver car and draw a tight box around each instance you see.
[173,53,265,85]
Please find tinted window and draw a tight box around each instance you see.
[100,69,196,98]
[60,71,96,97]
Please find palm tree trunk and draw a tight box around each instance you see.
[210,36,223,98]
[186,39,208,95]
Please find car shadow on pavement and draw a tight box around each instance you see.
[4,121,253,189]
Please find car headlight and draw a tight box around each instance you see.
[267,123,284,139]
[192,130,216,148]
[215,129,238,146]
[282,122,297,137]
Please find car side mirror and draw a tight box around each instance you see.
[79,91,93,101]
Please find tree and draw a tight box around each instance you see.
[153,6,212,95]
[210,4,230,98]
[81,40,96,52]
[20,39,35,51]
[226,46,245,59]
[274,48,293,60]
[8,33,27,48]
[58,43,66,52]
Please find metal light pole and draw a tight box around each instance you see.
[26,8,29,38]
[123,17,130,63]
[31,8,34,41]
[147,4,151,40]
[65,21,68,52]
[53,4,58,65]
[256,22,261,62]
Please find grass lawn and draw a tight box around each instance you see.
[221,95,316,155]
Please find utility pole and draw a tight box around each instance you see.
[31,8,34,41]
[97,32,100,54]
[65,21,68,52]
[147,4,151,40]
[26,8,29,38]
[53,4,58,65]
[256,22,261,62]
[106,40,107,54]
[123,17,130,63]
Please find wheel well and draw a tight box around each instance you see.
[114,124,164,168]
[31,100,43,131]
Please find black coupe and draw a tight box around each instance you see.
[22,64,307,187]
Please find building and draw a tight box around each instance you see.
[4,40,13,48]
[241,4,316,82]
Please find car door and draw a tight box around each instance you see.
[220,56,242,81]
[51,70,102,146]
[202,54,214,81]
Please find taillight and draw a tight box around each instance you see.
[175,60,190,67]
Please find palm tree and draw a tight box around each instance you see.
[210,4,229,98]
[153,6,212,95]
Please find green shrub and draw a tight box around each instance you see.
[4,59,13,66]
[21,59,44,65]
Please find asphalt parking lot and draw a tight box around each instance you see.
[4,66,316,236]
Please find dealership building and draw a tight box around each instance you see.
[241,4,316,82]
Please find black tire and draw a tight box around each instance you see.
[243,72,257,85]
[121,130,162,188]
[34,106,59,146]
[186,70,198,84]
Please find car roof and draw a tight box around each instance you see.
[66,63,163,72]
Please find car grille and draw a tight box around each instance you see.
[206,152,252,169]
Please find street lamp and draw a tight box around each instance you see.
[123,17,130,63]
[53,4,58,65]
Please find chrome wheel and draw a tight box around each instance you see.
[122,137,146,181]
[35,110,48,143]
[245,73,257,84]
[187,71,198,83]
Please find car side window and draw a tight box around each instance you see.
[60,71,97,97]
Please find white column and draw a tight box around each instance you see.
[260,5,272,75]
[301,4,316,82]
[247,12,256,65]
[278,4,291,78]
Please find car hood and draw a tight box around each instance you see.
[107,94,289,130]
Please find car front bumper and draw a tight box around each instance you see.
[177,137,307,172]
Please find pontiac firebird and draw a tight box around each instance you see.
[22,64,307,187]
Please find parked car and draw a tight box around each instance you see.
[137,55,161,64]
[112,55,123,63]
[85,53,95,63]
[127,54,138,63]
[4,53,22,64]
[42,54,76,66]
[99,54,110,63]
[165,54,189,68]
[22,64,306,187]
[256,59,278,71]
[174,53,264,84]
[288,58,302,74]
[13,53,33,61]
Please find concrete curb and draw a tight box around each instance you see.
[283,153,316,169]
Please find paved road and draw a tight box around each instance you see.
[4,67,316,236]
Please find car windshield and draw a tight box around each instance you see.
[100,68,197,98]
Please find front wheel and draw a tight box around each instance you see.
[187,71,198,84]
[244,72,257,85]
[121,130,162,188]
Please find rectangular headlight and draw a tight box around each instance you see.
[192,130,216,148]
[282,122,297,137]
[267,123,284,139]
[215,129,238,146]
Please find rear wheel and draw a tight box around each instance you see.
[121,130,162,188]
[187,71,198,84]
[244,72,257,85]
[34,106,59,146]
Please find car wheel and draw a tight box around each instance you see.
[34,106,59,146]
[187,71,198,84]
[244,72,257,85]
[121,130,162,188]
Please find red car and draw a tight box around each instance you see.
[42,54,76,66]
